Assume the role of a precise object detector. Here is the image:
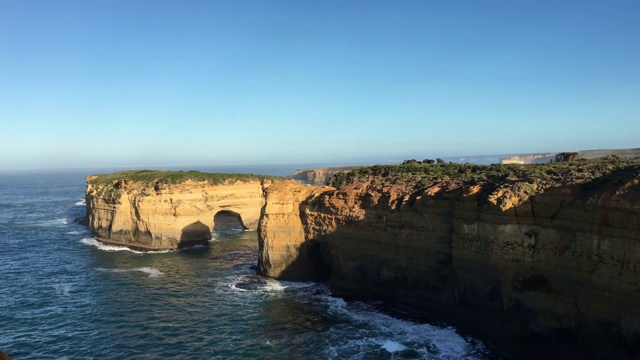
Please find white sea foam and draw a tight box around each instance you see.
[320,294,485,359]
[95,267,164,278]
[262,280,286,292]
[53,284,72,296]
[132,267,164,278]
[379,339,407,353]
[38,218,68,227]
[81,238,136,252]
[74,199,86,206]
[223,276,292,294]
[228,276,248,292]
[80,238,172,254]
[276,280,316,289]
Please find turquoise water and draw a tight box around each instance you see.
[0,168,490,359]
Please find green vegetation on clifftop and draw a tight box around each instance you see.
[329,157,640,191]
[89,170,282,186]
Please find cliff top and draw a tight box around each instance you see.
[328,157,640,209]
[87,170,282,186]
[331,157,638,187]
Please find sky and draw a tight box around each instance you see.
[1,0,638,170]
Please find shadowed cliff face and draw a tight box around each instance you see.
[258,161,640,359]
[86,172,274,250]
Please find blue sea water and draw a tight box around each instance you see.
[0,167,490,359]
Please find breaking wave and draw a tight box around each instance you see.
[80,238,171,254]
[36,218,68,227]
[323,295,488,359]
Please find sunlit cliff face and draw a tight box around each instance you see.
[86,176,272,250]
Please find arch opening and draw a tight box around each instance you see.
[213,210,247,233]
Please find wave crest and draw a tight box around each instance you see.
[80,238,171,254]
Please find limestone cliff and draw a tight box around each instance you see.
[259,160,640,359]
[86,170,277,250]
[290,167,357,185]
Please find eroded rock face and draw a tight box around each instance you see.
[290,168,350,185]
[86,177,272,250]
[258,165,640,359]
[258,180,333,280]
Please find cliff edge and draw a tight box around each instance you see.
[259,158,640,359]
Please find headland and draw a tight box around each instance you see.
[84,155,640,359]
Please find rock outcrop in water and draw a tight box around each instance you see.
[85,171,277,250]
[258,159,640,359]
[0,349,13,360]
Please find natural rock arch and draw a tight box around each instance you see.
[213,210,247,232]
[86,176,269,250]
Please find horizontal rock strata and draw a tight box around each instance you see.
[290,167,357,185]
[259,161,640,359]
[86,171,275,250]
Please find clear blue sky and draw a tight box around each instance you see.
[1,0,638,170]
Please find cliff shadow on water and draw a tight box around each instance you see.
[179,221,212,248]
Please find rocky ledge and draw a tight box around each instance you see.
[85,170,279,250]
[259,157,640,359]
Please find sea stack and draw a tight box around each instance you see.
[85,170,278,251]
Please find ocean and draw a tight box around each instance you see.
[0,167,490,359]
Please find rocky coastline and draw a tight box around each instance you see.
[85,158,640,359]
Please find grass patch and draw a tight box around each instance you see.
[328,157,640,190]
[89,170,282,186]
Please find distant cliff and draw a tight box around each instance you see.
[85,170,278,250]
[259,159,640,359]
[290,167,357,185]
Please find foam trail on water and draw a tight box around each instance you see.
[95,267,165,278]
[132,267,164,278]
[80,238,172,254]
[38,218,68,227]
[74,199,86,206]
[81,238,136,252]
